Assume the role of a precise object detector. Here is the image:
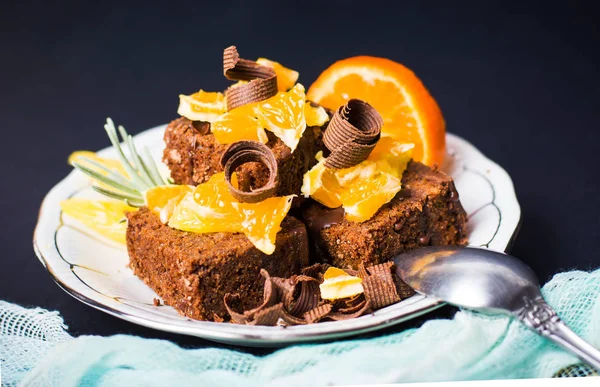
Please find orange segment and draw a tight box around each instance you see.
[144,185,193,223]
[304,103,329,127]
[60,199,136,244]
[302,139,413,222]
[256,83,307,151]
[178,90,226,123]
[307,56,445,166]
[301,152,343,208]
[210,111,268,144]
[320,267,364,300]
[340,172,401,222]
[256,58,299,92]
[168,173,294,254]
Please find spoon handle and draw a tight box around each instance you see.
[515,297,600,371]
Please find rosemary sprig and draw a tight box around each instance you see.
[71,118,167,207]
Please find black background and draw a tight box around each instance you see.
[1,0,599,354]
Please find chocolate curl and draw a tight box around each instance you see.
[359,262,401,309]
[223,269,279,324]
[337,294,368,314]
[304,304,333,324]
[328,299,372,321]
[288,275,320,317]
[323,99,383,169]
[271,277,296,310]
[393,272,417,300]
[301,263,330,280]
[249,303,285,326]
[223,46,278,110]
[220,141,279,203]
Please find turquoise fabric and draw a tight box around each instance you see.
[1,269,599,386]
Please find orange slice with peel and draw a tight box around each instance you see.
[68,151,127,177]
[307,56,445,166]
[168,173,294,254]
[60,199,136,244]
[178,90,226,123]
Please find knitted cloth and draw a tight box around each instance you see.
[1,270,598,386]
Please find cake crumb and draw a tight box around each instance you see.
[153,298,161,306]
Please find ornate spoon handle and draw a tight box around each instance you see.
[515,297,600,371]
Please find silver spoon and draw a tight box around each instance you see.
[393,245,600,370]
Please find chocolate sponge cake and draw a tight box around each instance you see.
[302,161,468,269]
[127,207,309,321]
[163,117,324,204]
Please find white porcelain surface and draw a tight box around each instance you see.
[33,124,521,346]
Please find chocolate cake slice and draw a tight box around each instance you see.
[163,117,324,205]
[126,208,309,321]
[302,161,468,269]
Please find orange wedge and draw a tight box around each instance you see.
[307,56,445,166]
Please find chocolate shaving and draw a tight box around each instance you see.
[328,300,372,321]
[289,276,320,317]
[271,276,296,310]
[280,309,308,326]
[249,303,285,326]
[301,263,329,279]
[360,262,401,309]
[220,141,279,203]
[323,99,383,169]
[338,295,368,314]
[224,261,412,325]
[304,304,333,324]
[393,272,417,299]
[223,269,279,324]
[223,46,278,110]
[224,294,251,324]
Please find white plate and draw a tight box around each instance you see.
[33,125,521,346]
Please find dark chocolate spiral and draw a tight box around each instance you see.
[220,140,279,203]
[323,99,383,169]
[223,46,278,111]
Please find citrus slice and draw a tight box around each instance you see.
[256,83,307,152]
[168,173,294,254]
[320,267,364,300]
[302,139,413,222]
[144,185,193,223]
[210,110,268,144]
[177,90,226,123]
[307,56,445,166]
[256,58,299,92]
[60,199,136,244]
